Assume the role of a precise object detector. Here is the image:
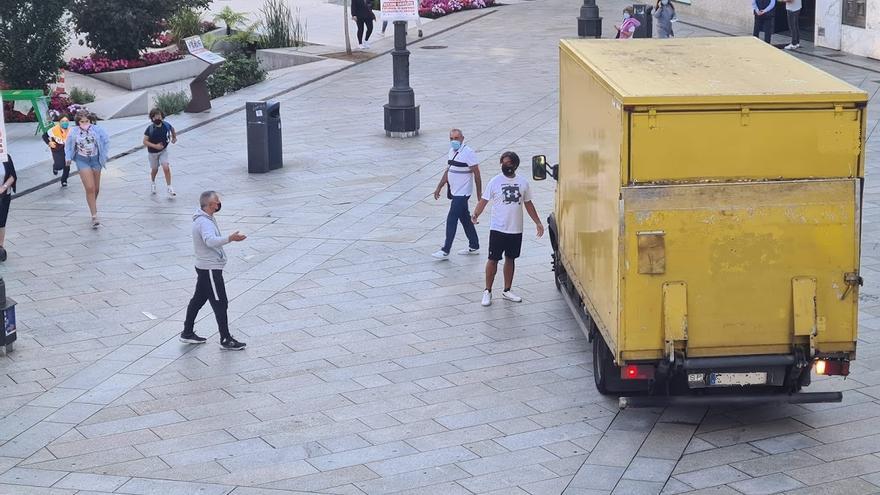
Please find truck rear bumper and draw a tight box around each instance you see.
[618,391,842,409]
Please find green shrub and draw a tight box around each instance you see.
[259,0,307,49]
[70,0,210,60]
[154,90,190,115]
[68,87,96,104]
[0,1,68,90]
[206,54,266,98]
[169,8,204,47]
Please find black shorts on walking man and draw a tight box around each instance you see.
[181,190,248,350]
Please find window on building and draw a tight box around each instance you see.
[843,0,867,28]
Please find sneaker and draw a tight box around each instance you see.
[61,181,67,187]
[53,169,58,176]
[457,247,479,255]
[418,29,423,38]
[502,290,523,303]
[357,43,365,50]
[793,43,800,49]
[151,182,157,195]
[167,185,176,198]
[481,289,492,307]
[431,249,449,260]
[220,337,247,350]
[363,40,371,48]
[784,43,795,50]
[179,332,207,344]
[91,216,101,229]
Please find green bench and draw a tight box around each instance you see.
[1,89,51,135]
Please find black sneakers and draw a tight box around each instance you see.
[220,337,247,351]
[179,332,207,344]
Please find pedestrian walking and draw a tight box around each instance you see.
[615,7,641,39]
[143,108,178,198]
[0,154,17,262]
[42,115,71,187]
[782,0,801,49]
[653,0,677,38]
[432,128,481,260]
[181,190,247,350]
[351,0,376,49]
[471,151,544,307]
[752,0,776,44]
[64,109,110,228]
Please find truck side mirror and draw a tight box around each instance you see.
[532,155,548,181]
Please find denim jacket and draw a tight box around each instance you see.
[64,125,111,168]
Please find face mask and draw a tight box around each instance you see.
[661,0,669,5]
[79,122,91,131]
[215,202,222,213]
[60,122,69,129]
[502,165,516,177]
[450,140,462,151]
[153,119,163,126]
[623,12,630,19]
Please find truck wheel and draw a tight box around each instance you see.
[593,332,620,395]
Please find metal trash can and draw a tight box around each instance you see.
[246,101,283,174]
[0,278,17,354]
[633,4,653,38]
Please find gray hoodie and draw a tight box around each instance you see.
[192,208,230,270]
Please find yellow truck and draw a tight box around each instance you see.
[532,37,868,407]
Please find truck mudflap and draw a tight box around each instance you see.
[618,391,843,409]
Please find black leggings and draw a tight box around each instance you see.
[184,268,230,340]
[356,18,373,44]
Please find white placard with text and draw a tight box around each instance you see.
[184,36,226,65]
[381,0,420,22]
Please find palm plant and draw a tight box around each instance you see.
[214,6,248,35]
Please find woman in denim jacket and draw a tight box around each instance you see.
[65,110,110,228]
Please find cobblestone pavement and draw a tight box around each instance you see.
[1,0,880,493]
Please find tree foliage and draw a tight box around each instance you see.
[70,0,210,60]
[0,0,69,90]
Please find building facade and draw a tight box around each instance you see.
[671,0,877,59]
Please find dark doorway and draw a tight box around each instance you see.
[774,0,815,42]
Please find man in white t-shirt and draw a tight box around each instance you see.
[432,128,482,260]
[471,151,544,307]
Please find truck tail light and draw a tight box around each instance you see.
[815,359,849,376]
[621,364,655,380]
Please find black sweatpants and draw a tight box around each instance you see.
[356,17,373,44]
[184,268,230,340]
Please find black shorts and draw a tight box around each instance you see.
[488,230,523,261]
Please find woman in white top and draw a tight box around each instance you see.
[783,0,802,50]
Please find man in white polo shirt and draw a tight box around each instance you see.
[432,128,482,260]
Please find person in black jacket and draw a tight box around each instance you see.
[0,154,17,262]
[351,0,376,49]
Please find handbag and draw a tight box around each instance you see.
[446,148,462,200]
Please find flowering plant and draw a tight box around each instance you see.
[419,0,493,17]
[65,51,183,75]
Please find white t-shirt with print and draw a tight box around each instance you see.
[446,145,479,197]
[482,173,532,234]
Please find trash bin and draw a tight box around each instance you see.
[246,101,283,174]
[0,278,17,354]
[633,4,653,38]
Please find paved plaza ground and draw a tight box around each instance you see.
[1,0,880,493]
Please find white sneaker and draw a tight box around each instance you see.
[363,40,371,48]
[784,43,794,50]
[167,186,176,197]
[481,290,492,307]
[357,43,365,50]
[793,43,800,49]
[431,250,449,260]
[502,290,523,303]
[457,247,479,255]
[150,182,157,195]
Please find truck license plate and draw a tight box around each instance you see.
[709,372,767,386]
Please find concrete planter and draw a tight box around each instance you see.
[89,55,207,90]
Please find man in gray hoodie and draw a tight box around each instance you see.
[181,190,248,350]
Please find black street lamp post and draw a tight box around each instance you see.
[578,0,602,38]
[384,20,420,138]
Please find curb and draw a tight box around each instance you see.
[14,9,498,199]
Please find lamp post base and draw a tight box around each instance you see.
[578,16,602,38]
[384,104,420,139]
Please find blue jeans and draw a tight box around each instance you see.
[442,195,479,254]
